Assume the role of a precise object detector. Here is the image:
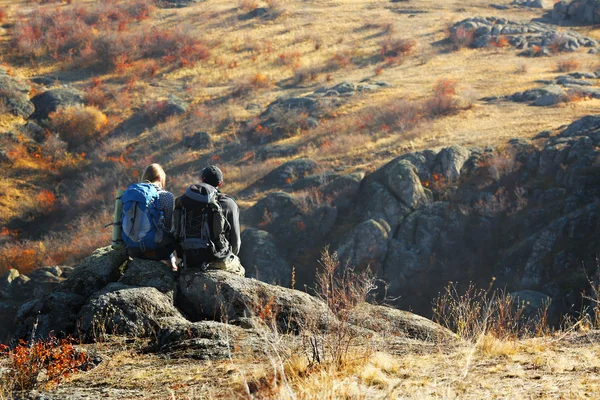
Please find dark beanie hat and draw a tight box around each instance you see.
[201,165,223,187]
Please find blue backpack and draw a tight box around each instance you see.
[120,183,164,252]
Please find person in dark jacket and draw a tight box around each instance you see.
[174,165,244,276]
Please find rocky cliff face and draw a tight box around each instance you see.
[553,0,600,25]
[240,115,600,318]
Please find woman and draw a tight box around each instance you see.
[127,163,177,267]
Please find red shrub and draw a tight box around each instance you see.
[425,79,460,117]
[0,7,8,23]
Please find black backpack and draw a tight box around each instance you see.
[174,183,230,268]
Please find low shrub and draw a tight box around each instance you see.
[232,73,273,98]
[380,36,416,60]
[554,58,581,72]
[49,105,108,148]
[424,79,461,117]
[0,337,91,393]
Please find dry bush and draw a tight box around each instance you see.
[554,58,581,72]
[232,73,274,98]
[449,26,474,50]
[564,90,590,103]
[432,282,549,341]
[303,247,376,367]
[424,79,461,118]
[0,241,46,275]
[264,0,286,19]
[277,50,302,69]
[291,66,320,86]
[0,338,91,393]
[325,50,354,72]
[358,99,421,135]
[380,36,416,64]
[84,85,110,109]
[10,2,207,72]
[11,1,155,62]
[239,0,258,12]
[490,35,509,48]
[548,34,569,54]
[0,7,8,23]
[49,106,108,148]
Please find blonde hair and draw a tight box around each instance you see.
[141,163,166,188]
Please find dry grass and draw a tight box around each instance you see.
[12,329,600,399]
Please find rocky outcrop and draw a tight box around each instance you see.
[552,0,600,25]
[507,73,600,106]
[6,244,454,361]
[13,247,127,341]
[30,88,85,121]
[239,114,600,319]
[450,17,597,53]
[247,80,388,144]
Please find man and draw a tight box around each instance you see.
[174,165,244,276]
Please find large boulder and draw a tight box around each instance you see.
[349,303,457,342]
[118,258,178,300]
[337,219,391,272]
[177,270,330,333]
[30,88,85,121]
[386,160,430,208]
[151,320,269,360]
[432,145,471,181]
[239,228,292,286]
[55,247,128,299]
[78,283,185,341]
[14,292,86,341]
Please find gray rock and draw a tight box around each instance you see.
[337,219,391,272]
[152,320,255,359]
[177,270,330,333]
[78,283,185,341]
[119,258,178,300]
[0,149,10,165]
[331,82,356,94]
[560,115,600,137]
[255,144,299,160]
[433,145,471,181]
[243,191,305,227]
[182,131,211,149]
[56,246,128,299]
[239,228,292,286]
[385,160,430,208]
[323,172,364,210]
[349,303,457,342]
[158,0,204,7]
[14,292,86,341]
[31,88,84,121]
